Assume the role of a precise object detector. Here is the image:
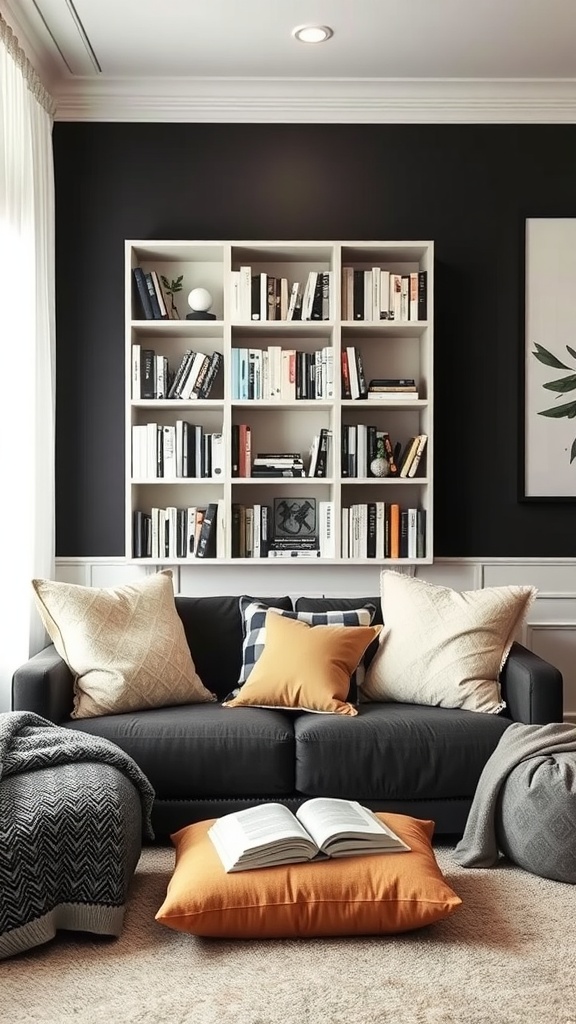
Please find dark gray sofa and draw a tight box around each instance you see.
[12,594,563,841]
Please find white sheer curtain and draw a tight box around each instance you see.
[0,16,56,711]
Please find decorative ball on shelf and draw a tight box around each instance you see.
[186,287,216,320]
[370,456,390,478]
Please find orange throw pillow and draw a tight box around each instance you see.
[156,813,462,938]
[223,610,381,716]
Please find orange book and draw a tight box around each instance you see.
[390,504,400,559]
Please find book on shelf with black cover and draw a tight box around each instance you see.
[196,502,218,558]
[353,270,364,319]
[314,428,330,478]
[355,350,369,398]
[144,272,163,319]
[418,271,427,320]
[199,351,223,398]
[141,349,156,399]
[132,267,154,320]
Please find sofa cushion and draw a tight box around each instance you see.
[65,704,296,799]
[293,703,512,801]
[223,612,381,716]
[236,597,377,696]
[175,594,292,701]
[32,571,216,719]
[362,571,537,714]
[155,813,462,938]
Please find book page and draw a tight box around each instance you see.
[295,798,407,851]
[209,803,316,861]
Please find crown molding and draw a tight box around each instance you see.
[53,76,576,123]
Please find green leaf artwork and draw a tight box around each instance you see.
[533,343,576,463]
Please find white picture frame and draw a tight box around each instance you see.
[524,217,576,500]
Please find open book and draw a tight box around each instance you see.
[208,797,411,872]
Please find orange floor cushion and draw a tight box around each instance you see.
[156,812,462,938]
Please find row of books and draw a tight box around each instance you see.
[131,423,224,479]
[132,501,224,560]
[342,428,427,479]
[231,499,335,559]
[232,268,332,323]
[132,264,428,325]
[342,268,427,323]
[132,267,172,321]
[132,346,222,402]
[232,346,335,401]
[342,504,426,560]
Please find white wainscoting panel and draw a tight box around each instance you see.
[53,557,576,719]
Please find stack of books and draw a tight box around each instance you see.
[367,378,419,400]
[251,453,305,478]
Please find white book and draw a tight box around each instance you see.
[367,392,419,401]
[401,276,410,321]
[180,351,208,400]
[346,347,360,400]
[175,420,185,477]
[325,347,334,399]
[372,267,381,321]
[267,550,321,559]
[409,272,419,320]
[375,502,385,560]
[358,504,368,560]
[364,270,373,322]
[301,271,317,321]
[341,507,349,559]
[208,799,410,872]
[230,270,241,320]
[408,507,418,559]
[286,281,300,321]
[186,506,197,557]
[132,344,141,400]
[162,425,177,479]
[146,422,158,479]
[308,434,320,477]
[150,507,160,560]
[259,272,268,322]
[380,270,391,319]
[391,274,402,321]
[268,346,282,399]
[131,425,146,479]
[319,500,335,558]
[356,424,367,479]
[239,266,252,322]
[165,506,178,560]
[252,503,261,558]
[211,432,224,478]
[155,354,167,400]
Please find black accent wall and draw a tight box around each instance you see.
[53,122,576,558]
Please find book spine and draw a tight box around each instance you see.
[196,502,218,558]
[145,272,163,319]
[141,349,156,399]
[418,270,427,320]
[132,267,154,319]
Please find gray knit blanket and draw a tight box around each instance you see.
[453,721,576,868]
[0,712,155,959]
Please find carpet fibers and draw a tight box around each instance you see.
[2,845,576,1024]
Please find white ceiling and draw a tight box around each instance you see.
[4,0,576,122]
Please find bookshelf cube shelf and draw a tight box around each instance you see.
[125,240,433,565]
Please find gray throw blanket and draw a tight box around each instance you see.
[0,711,156,959]
[453,721,576,868]
[0,711,155,837]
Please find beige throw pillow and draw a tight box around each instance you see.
[361,571,537,714]
[32,570,216,719]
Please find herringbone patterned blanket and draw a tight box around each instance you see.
[0,711,155,959]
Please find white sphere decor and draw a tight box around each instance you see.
[186,287,216,320]
[188,288,213,312]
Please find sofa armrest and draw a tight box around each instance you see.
[12,645,74,723]
[500,641,563,724]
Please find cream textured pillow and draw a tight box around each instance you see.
[32,570,216,719]
[361,571,537,714]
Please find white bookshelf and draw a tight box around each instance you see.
[125,239,433,565]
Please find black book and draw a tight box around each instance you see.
[251,467,305,478]
[310,274,324,320]
[418,271,427,320]
[417,509,427,559]
[314,428,330,478]
[400,510,409,558]
[251,276,262,320]
[353,270,364,320]
[145,272,163,319]
[231,424,239,477]
[196,502,218,558]
[260,505,272,558]
[177,508,187,559]
[167,350,192,399]
[141,349,156,399]
[355,350,369,398]
[199,351,223,398]
[132,267,154,320]
[133,511,145,558]
[367,503,377,559]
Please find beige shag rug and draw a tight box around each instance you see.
[2,844,576,1024]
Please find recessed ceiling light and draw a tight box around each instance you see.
[292,25,333,44]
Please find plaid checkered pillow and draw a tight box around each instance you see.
[234,598,377,696]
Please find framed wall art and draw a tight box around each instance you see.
[523,217,576,500]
